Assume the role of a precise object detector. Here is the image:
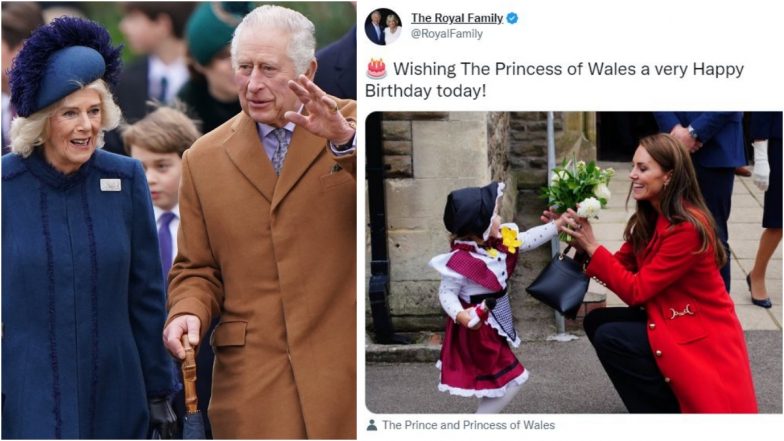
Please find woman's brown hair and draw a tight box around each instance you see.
[623,133,727,267]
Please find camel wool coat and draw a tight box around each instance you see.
[166,100,356,439]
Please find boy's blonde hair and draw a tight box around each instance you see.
[122,104,201,157]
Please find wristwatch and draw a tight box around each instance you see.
[335,133,355,151]
[334,120,357,151]
[687,125,699,141]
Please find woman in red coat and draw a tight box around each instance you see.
[561,133,757,413]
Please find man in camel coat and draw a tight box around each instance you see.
[162,5,356,439]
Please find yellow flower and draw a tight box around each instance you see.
[486,248,499,258]
[501,226,522,254]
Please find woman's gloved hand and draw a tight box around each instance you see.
[752,140,770,192]
[149,397,177,439]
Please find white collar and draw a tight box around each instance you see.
[256,103,304,139]
[153,204,180,223]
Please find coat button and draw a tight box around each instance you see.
[649,323,656,330]
[655,350,662,357]
[664,377,671,383]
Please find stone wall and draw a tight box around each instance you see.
[368,112,597,341]
[370,112,512,331]
[507,112,598,339]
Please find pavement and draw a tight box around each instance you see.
[365,162,783,413]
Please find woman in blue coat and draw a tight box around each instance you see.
[2,17,176,438]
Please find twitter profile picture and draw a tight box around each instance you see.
[364,8,402,46]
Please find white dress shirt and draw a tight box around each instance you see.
[372,23,382,40]
[255,105,356,162]
[148,55,189,104]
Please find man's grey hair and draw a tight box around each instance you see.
[230,5,316,76]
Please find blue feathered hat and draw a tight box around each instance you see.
[9,16,121,118]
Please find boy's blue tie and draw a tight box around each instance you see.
[158,211,176,284]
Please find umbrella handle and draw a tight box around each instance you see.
[181,334,198,414]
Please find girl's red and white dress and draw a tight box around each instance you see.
[429,222,557,397]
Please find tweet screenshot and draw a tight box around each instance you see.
[358,0,783,440]
[0,1,780,440]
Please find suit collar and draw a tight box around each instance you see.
[222,111,325,211]
[224,112,277,203]
[270,118,325,212]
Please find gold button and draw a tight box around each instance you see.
[649,323,656,329]
[664,377,671,383]
[655,350,662,357]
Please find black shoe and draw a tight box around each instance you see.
[747,274,773,308]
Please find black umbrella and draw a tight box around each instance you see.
[181,335,206,439]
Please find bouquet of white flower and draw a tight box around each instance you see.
[541,158,615,241]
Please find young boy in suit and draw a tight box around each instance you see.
[123,106,216,437]
[106,2,196,155]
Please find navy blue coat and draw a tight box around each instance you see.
[2,149,175,438]
[653,112,746,168]
[749,111,783,141]
[364,20,385,45]
[314,25,357,100]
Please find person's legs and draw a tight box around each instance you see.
[693,164,734,292]
[475,381,524,414]
[752,136,783,303]
[749,228,783,301]
[584,308,680,413]
[584,307,644,343]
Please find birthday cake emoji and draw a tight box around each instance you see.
[367,58,386,79]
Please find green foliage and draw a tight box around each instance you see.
[540,157,614,242]
[80,2,355,65]
[540,157,615,213]
[272,2,355,48]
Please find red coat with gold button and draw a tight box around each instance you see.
[586,212,757,413]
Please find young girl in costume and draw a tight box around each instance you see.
[429,182,564,413]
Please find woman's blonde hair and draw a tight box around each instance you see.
[9,79,122,157]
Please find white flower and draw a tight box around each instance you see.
[577,197,602,218]
[577,160,586,170]
[604,167,616,178]
[594,183,611,201]
[551,170,567,183]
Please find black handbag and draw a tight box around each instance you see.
[526,245,590,319]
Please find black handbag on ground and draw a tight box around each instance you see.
[526,245,590,319]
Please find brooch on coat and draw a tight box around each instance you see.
[669,304,694,320]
